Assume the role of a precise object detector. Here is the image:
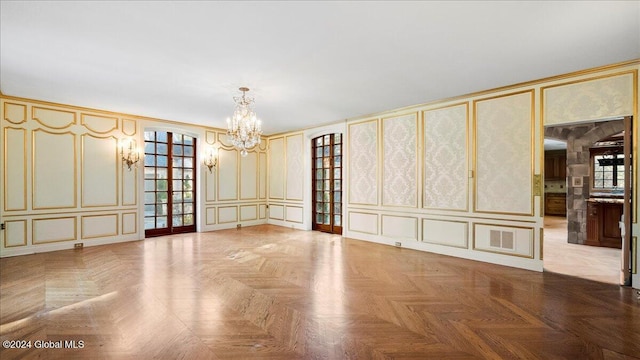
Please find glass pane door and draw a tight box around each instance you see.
[312,134,342,234]
[144,131,196,237]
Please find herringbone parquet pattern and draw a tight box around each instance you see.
[1,225,639,359]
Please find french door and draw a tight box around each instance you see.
[312,134,342,234]
[144,131,196,237]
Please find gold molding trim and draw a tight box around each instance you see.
[80,113,119,134]
[81,134,119,208]
[31,129,77,210]
[422,102,470,212]
[122,212,138,235]
[3,127,27,212]
[81,214,118,239]
[32,106,76,129]
[32,216,77,244]
[3,102,27,124]
[421,218,469,249]
[3,220,27,248]
[473,89,536,217]
[472,222,535,259]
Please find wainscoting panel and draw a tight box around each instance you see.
[286,134,304,201]
[285,205,303,223]
[240,205,258,221]
[422,219,468,248]
[32,130,76,209]
[81,214,118,239]
[4,220,27,247]
[259,152,267,199]
[474,223,534,258]
[475,91,533,215]
[218,149,238,201]
[382,114,417,207]
[81,134,118,207]
[381,215,417,240]
[259,204,267,219]
[3,127,27,211]
[269,137,285,199]
[122,212,137,235]
[240,151,258,200]
[205,207,216,225]
[269,204,285,221]
[348,212,378,235]
[33,217,77,244]
[218,206,238,224]
[423,103,468,211]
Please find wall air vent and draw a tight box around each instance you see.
[490,230,515,250]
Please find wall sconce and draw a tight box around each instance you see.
[204,146,218,173]
[120,138,140,171]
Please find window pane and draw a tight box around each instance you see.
[316,191,322,200]
[173,133,183,143]
[173,168,183,179]
[157,168,168,179]
[157,217,167,228]
[334,180,341,190]
[173,216,183,227]
[324,146,330,156]
[324,214,330,224]
[334,145,341,155]
[316,158,322,168]
[316,180,323,190]
[604,179,613,188]
[334,168,341,179]
[184,180,193,191]
[334,215,341,226]
[173,157,183,167]
[144,217,155,230]
[144,155,156,166]
[334,203,341,214]
[157,132,168,143]
[324,191,330,202]
[173,145,183,156]
[334,192,341,202]
[145,142,155,154]
[184,158,193,168]
[323,203,330,213]
[144,205,155,217]
[184,192,193,202]
[173,204,183,215]
[173,180,183,190]
[144,180,155,191]
[324,169,330,179]
[183,136,193,145]
[334,156,341,167]
[316,169,323,179]
[157,204,167,216]
[173,192,183,202]
[184,169,193,180]
[157,143,168,155]
[323,158,330,168]
[184,203,193,215]
[335,134,341,143]
[316,214,324,224]
[144,132,155,141]
[144,192,155,204]
[145,167,155,179]
[324,180,331,190]
[316,137,323,146]
[184,146,194,157]
[156,192,168,203]
[316,203,323,212]
[184,214,194,225]
[157,155,168,167]
[157,180,168,191]
[324,135,330,143]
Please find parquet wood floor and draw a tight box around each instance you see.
[1,224,639,359]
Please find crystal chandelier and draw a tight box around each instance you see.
[226,87,262,157]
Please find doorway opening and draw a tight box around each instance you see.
[312,133,343,235]
[543,118,632,285]
[143,131,197,237]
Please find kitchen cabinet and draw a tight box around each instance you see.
[544,150,567,180]
[544,193,566,216]
[586,199,623,248]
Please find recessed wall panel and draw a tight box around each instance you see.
[81,113,118,134]
[122,161,136,206]
[269,204,284,220]
[348,212,378,235]
[286,134,304,200]
[32,107,75,129]
[424,104,468,211]
[33,217,76,244]
[4,220,27,247]
[122,212,137,235]
[33,130,76,209]
[422,219,468,248]
[218,149,238,200]
[218,206,238,224]
[383,114,417,207]
[475,91,533,215]
[259,152,267,199]
[285,206,303,223]
[474,223,534,258]
[122,118,136,136]
[259,204,267,219]
[240,152,258,200]
[349,120,378,205]
[3,102,27,124]
[240,205,258,221]
[4,128,27,211]
[381,215,417,240]
[269,137,285,199]
[81,214,118,239]
[82,135,118,207]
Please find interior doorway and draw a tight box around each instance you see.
[143,131,197,237]
[312,133,343,235]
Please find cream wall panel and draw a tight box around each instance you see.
[348,212,378,235]
[383,114,417,207]
[205,130,216,145]
[259,204,267,219]
[33,130,76,209]
[422,219,468,248]
[81,214,118,239]
[259,152,267,199]
[285,206,303,223]
[424,104,468,211]
[82,135,118,207]
[81,113,118,134]
[32,107,75,129]
[218,149,238,200]
[4,220,27,247]
[349,120,378,205]
[240,205,258,221]
[475,91,533,215]
[381,215,417,240]
[122,163,136,206]
[240,152,258,200]
[206,207,216,225]
[4,102,27,124]
[4,128,27,211]
[286,134,304,200]
[205,169,216,202]
[33,217,76,244]
[269,137,285,199]
[122,212,137,235]
[544,72,635,125]
[218,132,234,147]
[269,204,284,220]
[218,206,238,224]
[474,224,534,258]
[122,118,136,136]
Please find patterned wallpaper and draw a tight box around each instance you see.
[285,134,304,200]
[349,120,378,205]
[476,91,533,214]
[423,104,468,210]
[383,114,417,207]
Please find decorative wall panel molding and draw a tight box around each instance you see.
[205,207,216,225]
[382,114,417,207]
[3,127,27,211]
[349,120,378,205]
[240,152,258,200]
[218,206,238,224]
[269,204,284,220]
[32,130,77,209]
[259,204,267,219]
[422,219,468,248]
[32,106,76,129]
[259,152,267,199]
[122,162,137,206]
[269,137,285,199]
[122,118,137,136]
[473,223,534,258]
[205,168,216,202]
[348,211,378,235]
[475,91,533,215]
[544,72,636,125]
[82,135,118,207]
[423,104,468,211]
[240,205,258,221]
[122,212,137,235]
[381,215,417,240]
[81,113,118,134]
[3,102,26,124]
[33,217,77,244]
[285,205,303,223]
[286,134,304,200]
[81,214,118,239]
[218,149,238,201]
[4,220,27,247]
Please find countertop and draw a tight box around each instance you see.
[588,197,624,204]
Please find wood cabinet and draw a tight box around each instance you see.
[586,200,623,248]
[544,150,567,180]
[544,193,566,216]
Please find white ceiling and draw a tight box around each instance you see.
[1,1,639,135]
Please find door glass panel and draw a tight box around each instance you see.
[312,134,343,234]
